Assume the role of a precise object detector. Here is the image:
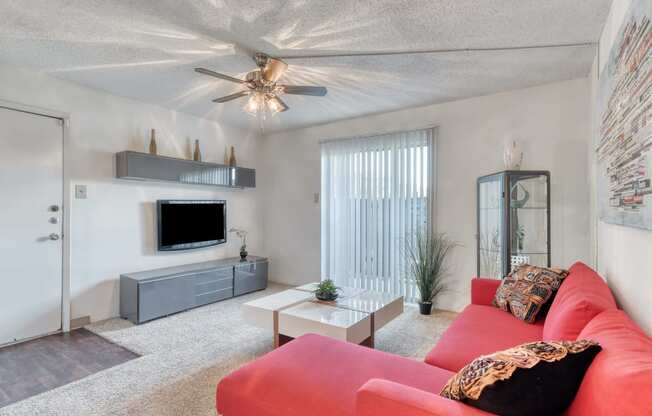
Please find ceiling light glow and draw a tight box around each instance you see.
[267,96,285,114]
[243,93,264,116]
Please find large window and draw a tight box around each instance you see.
[320,128,436,302]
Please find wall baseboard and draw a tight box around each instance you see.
[70,316,91,329]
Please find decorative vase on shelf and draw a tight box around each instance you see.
[149,129,157,155]
[240,245,248,261]
[228,146,237,167]
[193,139,202,162]
[503,140,523,170]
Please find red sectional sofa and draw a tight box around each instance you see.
[217,262,652,416]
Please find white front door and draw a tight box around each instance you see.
[0,106,63,345]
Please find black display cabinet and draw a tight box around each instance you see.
[477,170,551,278]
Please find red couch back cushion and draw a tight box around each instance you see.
[543,262,616,341]
[567,310,652,416]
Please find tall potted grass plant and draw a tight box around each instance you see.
[406,232,458,315]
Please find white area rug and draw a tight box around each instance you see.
[0,284,456,416]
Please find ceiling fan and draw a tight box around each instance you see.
[194,41,593,121]
[195,53,327,117]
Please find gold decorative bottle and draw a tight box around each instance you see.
[149,129,157,155]
[228,146,236,167]
[193,139,202,162]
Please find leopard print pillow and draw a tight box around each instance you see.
[492,264,568,323]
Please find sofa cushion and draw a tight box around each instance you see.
[494,279,555,324]
[440,340,601,416]
[493,264,568,324]
[216,334,456,416]
[425,304,543,372]
[542,262,616,341]
[567,310,652,416]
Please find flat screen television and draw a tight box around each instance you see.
[157,200,226,251]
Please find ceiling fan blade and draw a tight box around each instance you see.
[212,91,250,103]
[268,96,289,113]
[281,85,327,96]
[262,57,288,83]
[195,67,246,84]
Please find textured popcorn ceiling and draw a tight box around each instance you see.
[0,0,611,132]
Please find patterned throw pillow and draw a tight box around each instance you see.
[440,340,601,416]
[493,264,569,323]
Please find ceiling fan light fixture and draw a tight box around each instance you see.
[243,92,264,116]
[195,52,327,122]
[267,95,286,114]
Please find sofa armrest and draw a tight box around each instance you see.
[471,278,501,306]
[356,379,494,416]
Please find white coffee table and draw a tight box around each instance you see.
[241,289,315,347]
[279,302,372,346]
[243,284,403,348]
[335,291,404,332]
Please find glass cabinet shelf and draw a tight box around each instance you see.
[514,206,548,210]
[477,170,551,279]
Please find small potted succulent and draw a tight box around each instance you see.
[406,231,457,315]
[229,228,248,260]
[314,279,339,301]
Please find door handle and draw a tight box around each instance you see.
[49,233,60,241]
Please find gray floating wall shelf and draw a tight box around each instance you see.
[116,151,255,188]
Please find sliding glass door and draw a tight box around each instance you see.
[320,128,435,302]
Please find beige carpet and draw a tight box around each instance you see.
[0,284,456,416]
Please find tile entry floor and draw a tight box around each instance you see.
[0,328,139,408]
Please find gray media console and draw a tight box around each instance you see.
[120,256,268,324]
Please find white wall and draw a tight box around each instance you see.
[261,79,592,312]
[590,0,652,336]
[0,60,606,324]
[0,63,263,323]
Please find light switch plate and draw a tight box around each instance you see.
[75,184,87,199]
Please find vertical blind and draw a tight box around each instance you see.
[320,128,436,303]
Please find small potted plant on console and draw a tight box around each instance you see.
[229,228,248,261]
[314,279,340,301]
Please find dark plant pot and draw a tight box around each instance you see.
[315,292,338,301]
[240,250,248,261]
[419,302,433,315]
